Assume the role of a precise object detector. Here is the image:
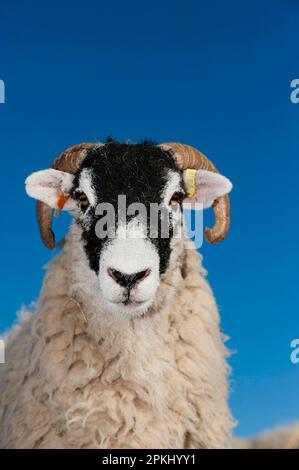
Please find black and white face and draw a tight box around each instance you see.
[26,141,232,317]
[71,142,186,316]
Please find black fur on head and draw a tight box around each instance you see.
[71,140,186,275]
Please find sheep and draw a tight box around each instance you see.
[0,140,234,449]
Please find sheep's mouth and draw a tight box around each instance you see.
[121,299,146,306]
[106,298,149,307]
[104,297,154,316]
[104,295,147,307]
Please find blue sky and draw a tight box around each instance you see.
[0,0,298,437]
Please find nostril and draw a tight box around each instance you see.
[131,269,151,284]
[107,268,125,285]
[107,268,151,288]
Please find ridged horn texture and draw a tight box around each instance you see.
[37,143,100,250]
[160,142,230,244]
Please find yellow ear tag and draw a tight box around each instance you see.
[185,169,197,197]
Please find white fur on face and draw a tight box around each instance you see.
[75,168,99,229]
[162,170,182,205]
[162,170,184,237]
[98,219,160,317]
[78,169,97,207]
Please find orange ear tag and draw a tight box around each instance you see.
[57,192,69,210]
[54,192,68,218]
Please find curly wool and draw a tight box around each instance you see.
[0,232,233,449]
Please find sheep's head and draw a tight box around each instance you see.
[26,140,232,317]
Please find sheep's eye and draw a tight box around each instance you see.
[169,192,184,206]
[75,191,90,208]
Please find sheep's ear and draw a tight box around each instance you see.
[25,169,76,210]
[183,169,232,208]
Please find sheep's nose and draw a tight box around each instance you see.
[107,268,151,288]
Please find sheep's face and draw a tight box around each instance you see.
[26,141,232,317]
[70,142,185,316]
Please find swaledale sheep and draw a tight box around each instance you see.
[0,140,234,449]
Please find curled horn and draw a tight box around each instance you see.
[36,143,100,250]
[160,142,230,244]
